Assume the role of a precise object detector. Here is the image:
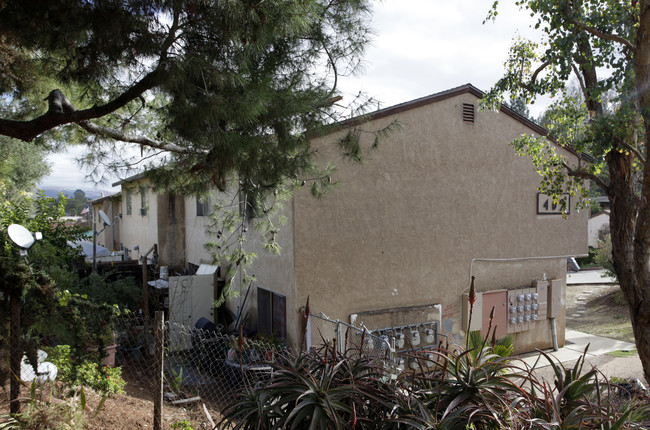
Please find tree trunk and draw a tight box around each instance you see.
[608,146,650,385]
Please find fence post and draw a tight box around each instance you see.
[10,290,21,414]
[305,313,311,350]
[336,321,344,354]
[153,311,164,430]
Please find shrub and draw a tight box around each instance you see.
[595,234,617,280]
[75,362,125,397]
[8,381,88,430]
[12,400,86,430]
[46,345,125,397]
[171,420,195,430]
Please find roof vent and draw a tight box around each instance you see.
[462,103,475,123]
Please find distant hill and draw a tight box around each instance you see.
[38,187,114,200]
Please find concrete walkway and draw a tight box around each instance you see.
[566,268,617,284]
[519,329,636,368]
[516,269,644,382]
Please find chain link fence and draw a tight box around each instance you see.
[307,312,393,360]
[2,309,442,426]
[111,311,441,413]
[112,313,299,412]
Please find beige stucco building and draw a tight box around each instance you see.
[113,84,588,354]
[243,84,588,353]
[109,175,187,267]
[588,211,610,248]
[90,193,121,251]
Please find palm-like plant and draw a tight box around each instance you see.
[526,347,648,429]
[221,342,392,429]
[402,345,530,429]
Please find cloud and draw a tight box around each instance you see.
[339,0,544,109]
[39,147,120,192]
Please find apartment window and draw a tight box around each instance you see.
[126,190,132,215]
[196,197,210,217]
[257,288,286,340]
[140,187,148,216]
[462,103,475,123]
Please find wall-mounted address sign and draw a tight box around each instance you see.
[537,193,570,215]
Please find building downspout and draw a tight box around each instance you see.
[550,318,559,351]
[433,304,442,335]
[110,201,115,251]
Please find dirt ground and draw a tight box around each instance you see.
[564,283,635,343]
[0,381,226,429]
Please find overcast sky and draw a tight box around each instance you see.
[39,0,543,192]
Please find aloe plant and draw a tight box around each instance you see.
[526,347,648,429]
[221,343,392,429]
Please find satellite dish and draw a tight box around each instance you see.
[98,210,112,227]
[7,224,35,249]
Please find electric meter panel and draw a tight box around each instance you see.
[507,287,538,333]
[506,279,557,334]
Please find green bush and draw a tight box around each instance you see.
[46,345,125,397]
[595,234,617,280]
[170,421,195,430]
[575,246,599,268]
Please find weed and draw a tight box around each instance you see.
[608,349,638,358]
[167,367,184,396]
[613,289,627,306]
[171,420,194,430]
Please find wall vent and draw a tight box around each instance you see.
[462,103,475,123]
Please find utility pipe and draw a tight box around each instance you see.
[550,317,559,351]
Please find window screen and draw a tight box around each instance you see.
[257,287,287,340]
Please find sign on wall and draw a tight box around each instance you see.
[537,192,570,215]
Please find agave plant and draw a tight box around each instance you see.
[526,347,648,429]
[433,347,529,428]
[221,341,393,429]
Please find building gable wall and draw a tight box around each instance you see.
[289,91,587,349]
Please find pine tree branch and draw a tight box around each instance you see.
[0,67,165,142]
[322,40,338,97]
[77,120,197,155]
[0,11,181,143]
